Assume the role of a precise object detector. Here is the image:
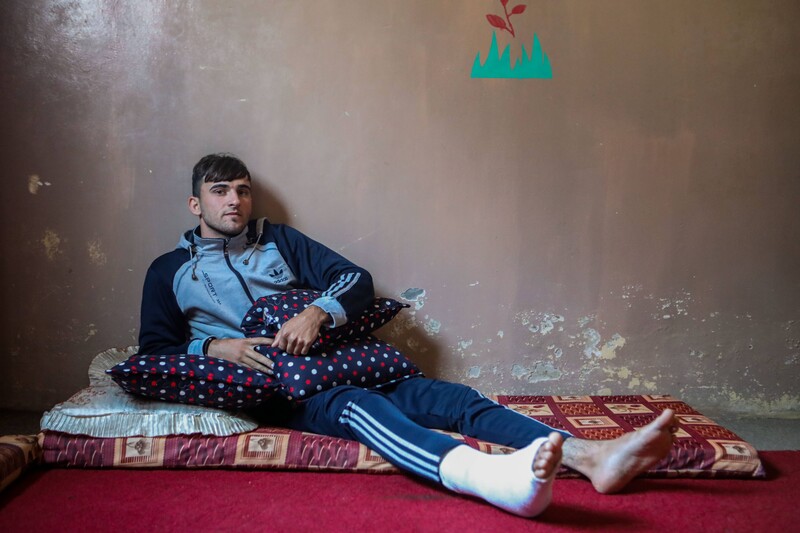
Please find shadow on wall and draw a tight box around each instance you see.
[248,176,441,372]
[377,319,444,380]
[250,173,289,224]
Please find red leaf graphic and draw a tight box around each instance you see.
[501,0,510,6]
[511,5,527,15]
[486,14,508,31]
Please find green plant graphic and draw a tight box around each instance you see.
[471,31,552,79]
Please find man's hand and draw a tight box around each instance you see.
[206,337,275,375]
[272,305,331,355]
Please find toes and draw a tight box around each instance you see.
[535,450,553,468]
[532,434,564,479]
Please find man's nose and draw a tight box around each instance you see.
[227,191,242,205]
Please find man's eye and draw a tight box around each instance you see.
[238,189,251,197]
[213,188,227,195]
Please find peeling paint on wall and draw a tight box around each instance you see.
[511,361,563,383]
[600,334,626,360]
[453,337,478,359]
[581,329,626,360]
[400,287,427,310]
[626,376,658,391]
[785,337,799,366]
[424,317,441,336]
[390,288,440,351]
[620,284,644,307]
[463,283,788,403]
[582,328,602,358]
[515,310,565,335]
[467,366,481,378]
[597,365,658,392]
[653,290,693,320]
[702,389,800,416]
[690,349,705,359]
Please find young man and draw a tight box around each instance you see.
[139,153,676,518]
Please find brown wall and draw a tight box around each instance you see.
[1,0,798,415]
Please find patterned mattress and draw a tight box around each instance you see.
[38,394,764,479]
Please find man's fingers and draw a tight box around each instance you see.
[270,331,285,348]
[273,331,301,355]
[286,337,300,355]
[288,337,312,356]
[246,357,273,376]
[245,347,275,375]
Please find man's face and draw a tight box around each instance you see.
[188,177,253,239]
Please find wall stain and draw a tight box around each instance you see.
[406,336,422,352]
[85,324,98,342]
[424,317,441,336]
[87,239,108,266]
[653,290,693,320]
[453,338,477,359]
[28,174,51,194]
[42,230,62,260]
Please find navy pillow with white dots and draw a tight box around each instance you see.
[107,353,281,409]
[255,335,422,401]
[240,289,409,345]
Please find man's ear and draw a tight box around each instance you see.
[188,196,202,216]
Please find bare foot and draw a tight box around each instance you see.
[533,431,564,480]
[562,409,677,493]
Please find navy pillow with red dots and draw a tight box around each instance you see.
[255,335,422,401]
[240,289,409,345]
[107,291,416,409]
[106,353,281,409]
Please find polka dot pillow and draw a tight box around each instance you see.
[255,335,422,401]
[107,353,281,409]
[241,289,408,344]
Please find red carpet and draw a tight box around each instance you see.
[1,451,796,532]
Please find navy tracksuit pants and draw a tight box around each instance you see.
[284,377,572,483]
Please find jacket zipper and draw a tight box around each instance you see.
[224,240,256,304]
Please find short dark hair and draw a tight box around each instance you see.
[191,153,251,197]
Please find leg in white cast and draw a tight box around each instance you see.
[439,432,563,518]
